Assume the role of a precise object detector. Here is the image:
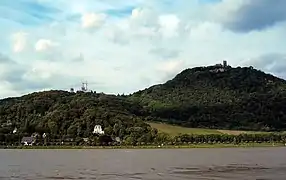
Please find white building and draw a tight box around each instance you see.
[13,127,17,134]
[93,125,104,135]
[42,133,47,138]
[21,137,35,146]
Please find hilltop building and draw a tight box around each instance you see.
[210,60,229,73]
[223,60,227,67]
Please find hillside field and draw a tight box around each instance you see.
[148,122,268,136]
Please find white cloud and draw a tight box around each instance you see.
[210,0,247,22]
[11,32,28,53]
[157,59,185,74]
[130,7,158,27]
[23,61,59,80]
[0,81,19,98]
[158,14,180,38]
[35,39,59,52]
[1,0,286,98]
[189,22,222,41]
[81,12,106,29]
[131,8,142,19]
[131,7,154,20]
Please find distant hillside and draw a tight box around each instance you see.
[1,63,286,145]
[0,91,155,145]
[130,64,286,131]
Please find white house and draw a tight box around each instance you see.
[93,125,104,135]
[42,133,47,138]
[21,137,35,146]
[13,127,17,134]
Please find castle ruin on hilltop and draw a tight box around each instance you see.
[210,60,230,73]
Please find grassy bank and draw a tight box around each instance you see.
[148,122,269,136]
[1,143,285,150]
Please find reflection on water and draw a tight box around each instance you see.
[0,147,286,180]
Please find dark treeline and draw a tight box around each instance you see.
[1,132,286,146]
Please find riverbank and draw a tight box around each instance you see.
[1,143,285,149]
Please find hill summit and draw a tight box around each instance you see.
[130,62,286,131]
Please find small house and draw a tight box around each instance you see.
[42,133,47,138]
[13,127,17,134]
[21,137,36,146]
[93,125,105,135]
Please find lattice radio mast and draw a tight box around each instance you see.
[81,81,88,92]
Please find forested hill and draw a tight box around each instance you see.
[0,91,154,143]
[1,64,286,141]
[130,65,286,131]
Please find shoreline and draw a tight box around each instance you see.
[1,143,285,149]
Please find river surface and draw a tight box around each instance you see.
[0,147,286,180]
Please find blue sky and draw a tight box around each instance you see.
[0,0,286,98]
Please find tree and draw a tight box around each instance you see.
[67,125,77,137]
[48,120,58,135]
[104,126,113,135]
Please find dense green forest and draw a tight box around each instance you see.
[130,65,286,131]
[0,91,155,145]
[1,64,286,145]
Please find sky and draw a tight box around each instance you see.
[0,0,286,98]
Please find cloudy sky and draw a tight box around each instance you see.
[0,0,285,98]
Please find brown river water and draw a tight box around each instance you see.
[0,147,286,180]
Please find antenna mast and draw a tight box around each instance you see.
[81,81,88,92]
